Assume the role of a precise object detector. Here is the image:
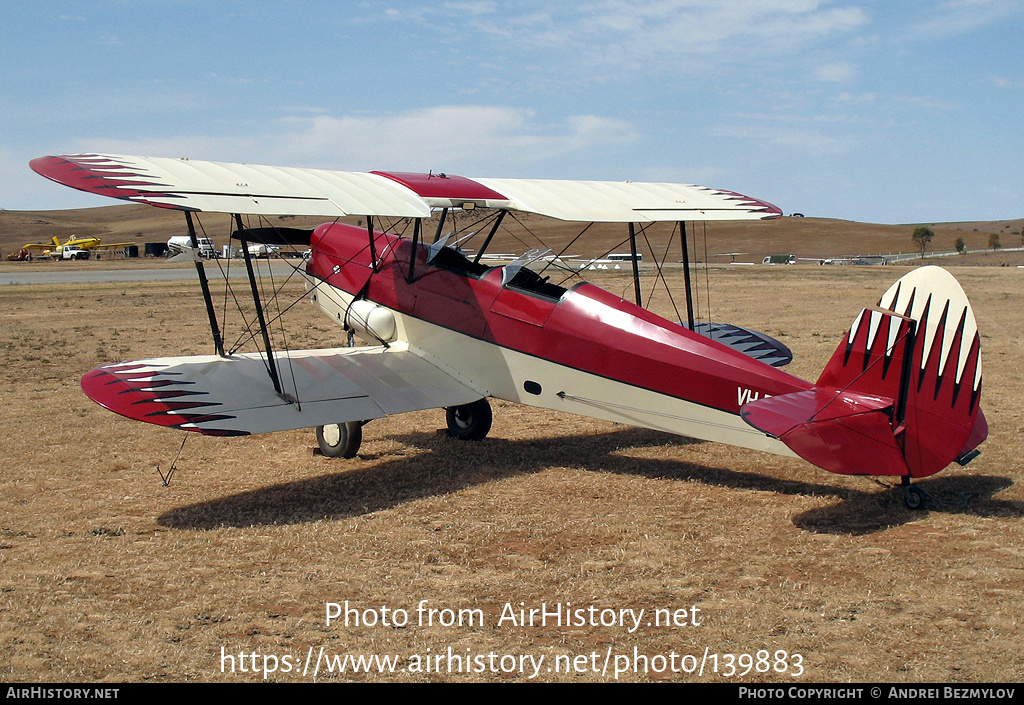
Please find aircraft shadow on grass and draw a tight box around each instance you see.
[157,427,1022,536]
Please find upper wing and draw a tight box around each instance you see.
[80,344,485,436]
[31,153,781,222]
[30,154,432,219]
[472,178,781,222]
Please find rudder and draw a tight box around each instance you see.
[743,266,985,478]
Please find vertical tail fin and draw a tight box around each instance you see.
[867,266,983,476]
[742,266,985,478]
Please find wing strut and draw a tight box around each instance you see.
[433,208,448,243]
[473,209,507,265]
[366,216,379,271]
[627,223,642,306]
[406,218,421,283]
[185,211,225,356]
[679,221,696,329]
[235,214,283,396]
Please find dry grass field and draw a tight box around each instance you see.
[1,253,1021,682]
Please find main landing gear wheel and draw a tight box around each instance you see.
[902,484,926,511]
[316,421,363,458]
[446,399,492,441]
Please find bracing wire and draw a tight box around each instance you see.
[703,221,712,325]
[191,213,262,355]
[555,234,634,289]
[155,432,189,487]
[254,214,302,404]
[690,222,701,326]
[537,222,593,279]
[642,223,683,324]
[504,211,553,254]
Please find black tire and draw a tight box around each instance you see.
[316,422,362,458]
[446,399,492,441]
[903,485,926,510]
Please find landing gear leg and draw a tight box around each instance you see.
[316,421,363,458]
[446,399,492,441]
[901,476,926,510]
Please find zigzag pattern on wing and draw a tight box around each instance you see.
[82,363,246,436]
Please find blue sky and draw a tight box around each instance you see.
[2,0,1022,223]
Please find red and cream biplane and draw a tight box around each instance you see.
[31,154,986,509]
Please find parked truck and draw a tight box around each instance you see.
[59,245,90,260]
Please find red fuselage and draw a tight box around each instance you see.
[306,223,812,420]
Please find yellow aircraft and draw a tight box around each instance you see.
[23,235,135,260]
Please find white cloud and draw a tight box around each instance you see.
[989,74,1023,88]
[832,91,876,104]
[442,1,499,16]
[709,123,851,155]
[568,2,865,54]
[71,106,638,177]
[889,94,957,112]
[814,61,858,83]
[405,1,871,78]
[913,0,1024,37]
[269,105,637,173]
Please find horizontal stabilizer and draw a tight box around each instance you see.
[683,322,793,367]
[741,389,909,476]
[81,345,484,436]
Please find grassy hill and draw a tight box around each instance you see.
[2,203,1022,265]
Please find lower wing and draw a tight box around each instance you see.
[81,345,484,436]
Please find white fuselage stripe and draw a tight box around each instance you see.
[308,275,795,458]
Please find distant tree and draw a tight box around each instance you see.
[955,236,966,255]
[911,227,934,258]
[988,233,1001,250]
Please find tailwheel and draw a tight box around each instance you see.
[316,421,363,458]
[446,399,492,441]
[902,484,926,511]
